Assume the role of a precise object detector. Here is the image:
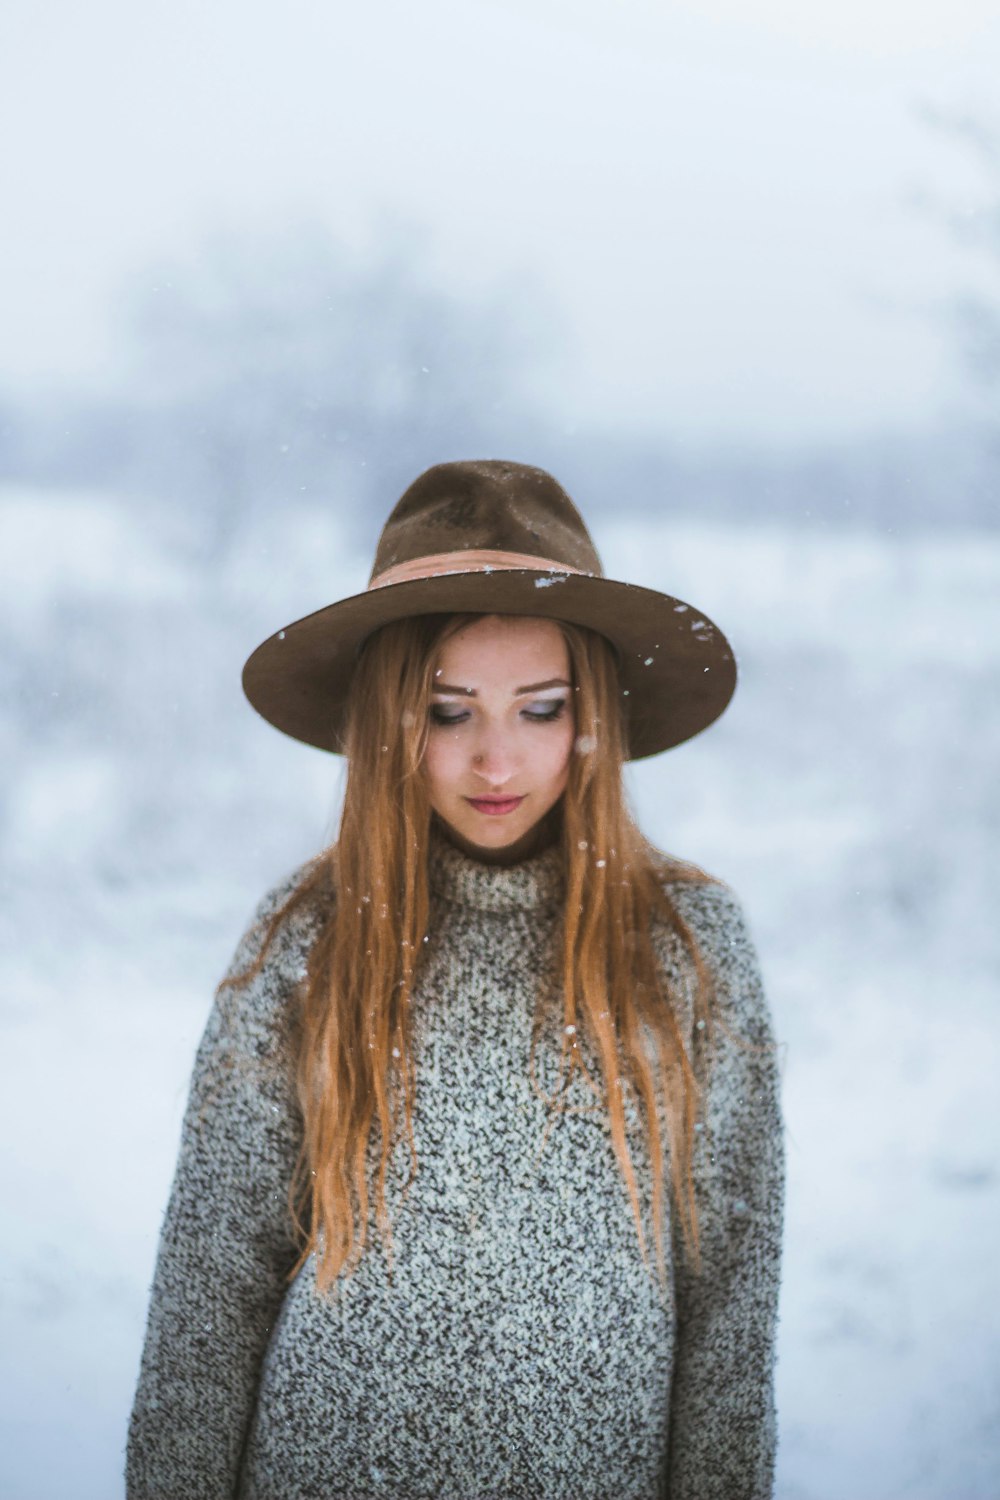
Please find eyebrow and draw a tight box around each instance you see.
[431,677,571,697]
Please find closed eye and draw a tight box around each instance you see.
[522,700,567,722]
[429,706,469,726]
[428,699,567,727]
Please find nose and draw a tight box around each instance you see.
[471,726,517,786]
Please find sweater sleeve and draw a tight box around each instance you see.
[126,874,312,1500]
[664,882,786,1500]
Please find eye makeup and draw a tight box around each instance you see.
[429,697,567,727]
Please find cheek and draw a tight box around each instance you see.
[546,722,576,787]
[422,735,460,798]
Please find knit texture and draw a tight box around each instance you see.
[127,834,785,1499]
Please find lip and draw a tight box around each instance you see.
[465,795,526,816]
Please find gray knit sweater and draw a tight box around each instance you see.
[127,834,785,1499]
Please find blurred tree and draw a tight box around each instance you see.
[918,107,1000,419]
[116,221,561,560]
[0,396,23,480]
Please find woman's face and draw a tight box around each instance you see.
[423,614,575,865]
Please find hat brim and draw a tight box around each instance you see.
[242,569,736,760]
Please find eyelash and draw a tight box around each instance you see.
[430,700,567,727]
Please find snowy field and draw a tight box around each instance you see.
[1,483,998,1500]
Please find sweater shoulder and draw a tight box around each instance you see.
[660,873,754,959]
[210,854,333,1062]
[642,845,747,956]
[230,854,333,973]
[252,851,334,931]
[645,853,769,1037]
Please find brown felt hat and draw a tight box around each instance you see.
[242,459,736,760]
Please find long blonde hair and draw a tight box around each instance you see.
[226,612,720,1296]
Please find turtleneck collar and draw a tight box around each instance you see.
[428,823,566,914]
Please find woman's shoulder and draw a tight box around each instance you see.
[213,854,334,1038]
[245,852,334,945]
[644,846,748,944]
[645,849,765,1012]
[662,871,752,953]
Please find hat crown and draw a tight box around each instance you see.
[369,459,604,583]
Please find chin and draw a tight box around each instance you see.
[461,820,527,848]
[434,803,561,865]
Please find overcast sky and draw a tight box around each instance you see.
[1,0,998,443]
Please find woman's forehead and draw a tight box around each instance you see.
[433,615,569,677]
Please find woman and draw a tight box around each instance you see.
[127,459,785,1500]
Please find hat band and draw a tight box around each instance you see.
[369,548,587,590]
